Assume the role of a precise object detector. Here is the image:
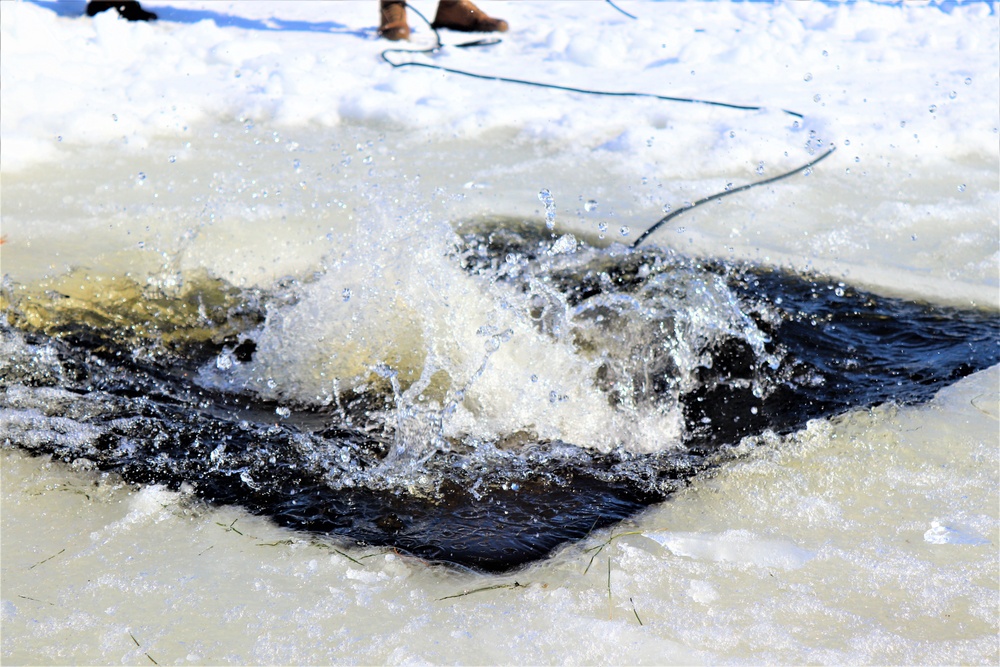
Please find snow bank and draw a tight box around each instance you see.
[3,0,997,174]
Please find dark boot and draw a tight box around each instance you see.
[379,1,410,41]
[86,1,158,21]
[431,0,508,33]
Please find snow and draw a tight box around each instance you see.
[2,1,997,174]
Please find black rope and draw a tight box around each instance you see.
[382,55,804,117]
[379,4,804,119]
[604,0,638,21]
[630,145,838,248]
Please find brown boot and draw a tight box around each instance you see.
[432,0,508,33]
[379,1,410,41]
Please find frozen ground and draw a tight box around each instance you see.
[2,1,998,664]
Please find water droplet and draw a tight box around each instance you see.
[750,407,758,415]
[341,156,352,166]
[168,155,176,163]
[373,363,397,380]
[843,139,851,146]
[949,90,957,99]
[928,104,937,113]
[549,233,578,255]
[756,161,765,176]
[549,391,559,403]
[530,374,538,383]
[729,130,735,138]
[137,171,146,181]
[275,406,291,418]
[56,135,63,142]
[234,70,242,78]
[957,184,966,192]
[112,113,118,122]
[834,287,845,297]
[813,94,822,103]
[293,159,301,170]
[510,483,520,491]
[911,234,918,241]
[661,204,671,213]
[538,188,556,229]
[362,155,373,165]
[822,50,829,57]
[584,199,598,212]
[342,288,352,301]
[598,222,608,233]
[619,226,630,237]
[803,72,813,82]
[240,471,259,490]
[965,77,972,85]
[216,353,233,370]
[900,120,906,128]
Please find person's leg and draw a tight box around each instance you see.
[432,0,507,33]
[379,1,410,41]
[86,1,158,21]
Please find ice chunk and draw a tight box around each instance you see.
[923,520,990,546]
[647,529,815,570]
